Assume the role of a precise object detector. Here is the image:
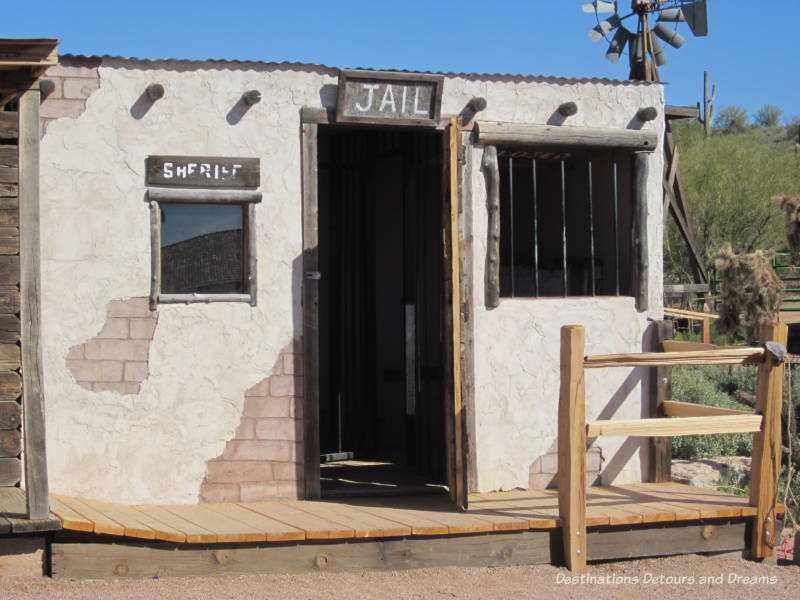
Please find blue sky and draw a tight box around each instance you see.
[6,1,798,124]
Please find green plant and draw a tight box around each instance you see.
[668,364,800,526]
[671,366,750,409]
[714,468,749,497]
[674,326,738,347]
[672,432,753,459]
[702,364,757,397]
[670,366,754,459]
[714,105,749,133]
[664,121,800,283]
[754,104,783,128]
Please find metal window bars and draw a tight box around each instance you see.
[503,149,622,298]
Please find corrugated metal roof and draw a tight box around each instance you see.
[60,53,662,86]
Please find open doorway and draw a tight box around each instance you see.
[317,126,446,497]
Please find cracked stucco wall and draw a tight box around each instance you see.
[38,56,664,503]
[39,58,335,504]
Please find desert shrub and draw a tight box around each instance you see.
[670,366,754,459]
[664,123,800,283]
[702,364,757,397]
[754,105,783,128]
[714,105,748,133]
[672,432,753,459]
[669,357,800,525]
[671,366,750,408]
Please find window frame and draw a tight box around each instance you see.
[147,188,261,309]
[495,147,635,300]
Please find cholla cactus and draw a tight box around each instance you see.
[774,195,800,265]
[714,243,783,344]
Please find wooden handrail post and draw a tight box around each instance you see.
[749,321,788,559]
[702,301,711,344]
[558,325,587,573]
[649,320,673,482]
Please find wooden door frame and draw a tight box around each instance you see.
[299,108,472,503]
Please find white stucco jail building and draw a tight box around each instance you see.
[36,53,665,507]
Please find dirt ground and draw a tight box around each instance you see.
[0,554,798,600]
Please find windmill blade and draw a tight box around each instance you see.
[582,1,616,13]
[650,36,668,66]
[654,22,686,48]
[658,8,686,22]
[589,14,621,42]
[682,0,708,36]
[629,34,643,64]
[605,26,632,64]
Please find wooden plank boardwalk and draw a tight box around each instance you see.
[0,487,61,534]
[48,482,780,545]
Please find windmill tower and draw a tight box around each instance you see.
[584,0,711,284]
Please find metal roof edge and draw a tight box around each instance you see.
[58,53,665,87]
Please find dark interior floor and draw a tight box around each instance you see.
[320,460,448,498]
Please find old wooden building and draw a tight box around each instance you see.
[31,52,664,508]
[2,41,788,577]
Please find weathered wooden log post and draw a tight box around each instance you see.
[749,321,788,559]
[649,320,673,482]
[19,82,50,520]
[558,325,587,573]
[482,145,500,309]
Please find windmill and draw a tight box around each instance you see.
[583,1,708,82]
[584,1,712,287]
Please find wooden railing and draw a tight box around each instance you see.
[558,322,787,573]
[663,306,719,344]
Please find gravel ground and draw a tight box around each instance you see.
[0,554,798,600]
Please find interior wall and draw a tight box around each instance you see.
[373,153,406,462]
[317,129,444,478]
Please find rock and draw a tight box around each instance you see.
[671,457,751,490]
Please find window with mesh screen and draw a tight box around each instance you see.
[159,203,246,295]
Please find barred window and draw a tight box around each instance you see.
[498,148,634,298]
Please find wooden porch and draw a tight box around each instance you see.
[0,488,60,534]
[46,482,775,578]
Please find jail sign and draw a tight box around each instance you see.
[146,156,260,188]
[336,70,443,126]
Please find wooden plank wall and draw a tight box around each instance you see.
[0,108,21,489]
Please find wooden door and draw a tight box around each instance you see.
[302,122,321,499]
[445,117,467,509]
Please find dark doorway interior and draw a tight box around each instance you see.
[317,127,446,497]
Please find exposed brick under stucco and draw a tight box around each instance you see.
[528,445,603,490]
[65,297,158,395]
[40,56,101,136]
[199,341,304,503]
